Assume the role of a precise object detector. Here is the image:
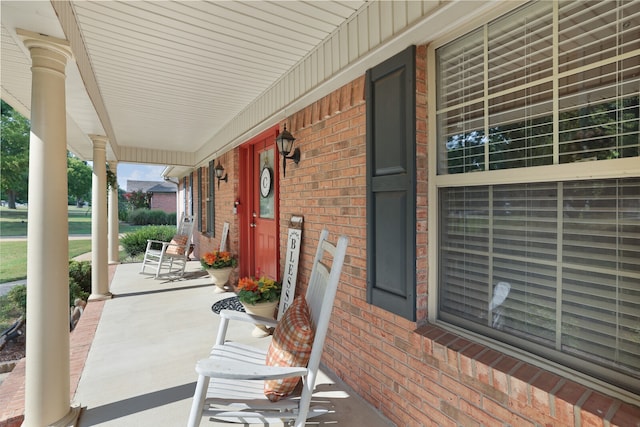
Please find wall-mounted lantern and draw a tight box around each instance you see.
[214,160,227,189]
[276,124,300,177]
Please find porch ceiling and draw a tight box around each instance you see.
[1,0,366,166]
[2,0,513,174]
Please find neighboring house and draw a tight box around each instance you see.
[126,180,177,214]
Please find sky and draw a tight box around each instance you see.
[116,163,166,191]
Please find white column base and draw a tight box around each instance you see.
[47,404,83,427]
[88,292,112,302]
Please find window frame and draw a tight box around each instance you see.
[427,0,640,401]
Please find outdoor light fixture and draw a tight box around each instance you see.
[214,160,227,189]
[276,124,300,177]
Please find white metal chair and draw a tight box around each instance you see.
[187,229,348,427]
[140,213,196,278]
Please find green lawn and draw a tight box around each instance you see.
[0,206,29,236]
[0,239,93,283]
[0,206,143,236]
[0,206,146,283]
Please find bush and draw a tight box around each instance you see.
[167,212,177,225]
[6,285,27,314]
[127,208,175,225]
[0,290,24,332]
[68,260,92,295]
[0,267,93,329]
[120,225,177,257]
[147,209,168,225]
[69,279,89,306]
[118,205,129,222]
[128,208,150,225]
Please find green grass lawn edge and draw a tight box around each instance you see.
[0,206,167,283]
[0,239,93,283]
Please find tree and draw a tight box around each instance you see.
[67,154,92,207]
[0,100,30,208]
[125,189,151,210]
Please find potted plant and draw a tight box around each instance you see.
[236,276,282,337]
[200,251,237,291]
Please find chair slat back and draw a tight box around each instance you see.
[296,229,348,424]
[304,230,331,327]
[305,230,347,350]
[177,213,196,242]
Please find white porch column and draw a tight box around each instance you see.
[108,161,120,264]
[17,30,80,427]
[89,135,111,300]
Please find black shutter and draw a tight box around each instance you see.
[197,168,203,231]
[366,45,416,321]
[183,177,187,213]
[189,172,194,215]
[207,160,215,236]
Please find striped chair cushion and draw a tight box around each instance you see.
[165,234,188,255]
[264,296,315,401]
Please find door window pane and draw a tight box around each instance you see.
[259,149,275,219]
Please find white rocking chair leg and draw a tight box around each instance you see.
[140,241,152,274]
[187,374,209,427]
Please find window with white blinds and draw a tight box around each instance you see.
[436,0,639,174]
[435,0,640,394]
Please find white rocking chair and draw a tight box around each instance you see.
[187,229,348,427]
[140,213,196,278]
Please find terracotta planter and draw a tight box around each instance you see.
[240,300,279,337]
[206,267,233,292]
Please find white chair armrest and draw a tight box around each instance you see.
[195,358,307,380]
[219,309,278,328]
[146,239,169,245]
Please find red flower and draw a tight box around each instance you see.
[237,277,258,292]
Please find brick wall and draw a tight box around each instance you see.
[186,44,639,427]
[193,150,240,265]
[149,192,176,213]
[274,45,640,427]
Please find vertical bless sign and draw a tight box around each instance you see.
[278,215,303,319]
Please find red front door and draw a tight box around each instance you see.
[239,128,280,280]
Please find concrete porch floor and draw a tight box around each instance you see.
[73,262,394,426]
